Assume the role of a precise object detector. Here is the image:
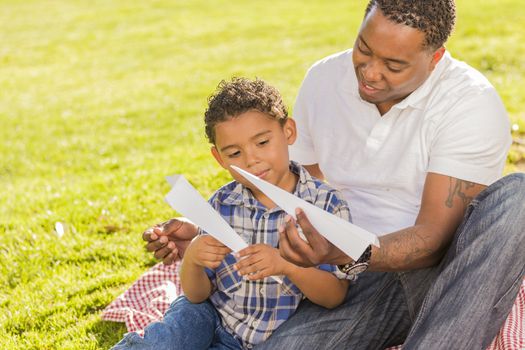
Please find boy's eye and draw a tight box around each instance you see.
[227,151,241,158]
[258,139,269,146]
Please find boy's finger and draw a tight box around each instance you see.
[234,254,264,272]
[200,252,228,263]
[203,235,231,248]
[203,245,231,256]
[236,244,260,257]
[237,262,260,276]
[246,267,269,281]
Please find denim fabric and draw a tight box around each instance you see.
[112,296,242,350]
[255,173,525,350]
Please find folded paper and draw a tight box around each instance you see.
[164,175,283,284]
[165,175,248,252]
[231,166,380,260]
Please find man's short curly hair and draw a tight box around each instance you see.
[365,0,456,50]
[204,77,288,145]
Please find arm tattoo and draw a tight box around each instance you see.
[446,178,475,208]
[378,227,435,268]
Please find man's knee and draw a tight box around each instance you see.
[475,172,525,209]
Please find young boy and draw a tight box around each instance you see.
[113,78,351,350]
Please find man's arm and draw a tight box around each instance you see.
[279,172,486,271]
[370,172,486,271]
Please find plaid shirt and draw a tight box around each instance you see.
[203,161,351,349]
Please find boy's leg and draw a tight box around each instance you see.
[403,173,525,349]
[111,296,218,350]
[254,271,414,350]
[209,325,244,350]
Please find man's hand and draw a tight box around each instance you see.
[235,243,295,280]
[279,209,350,267]
[185,235,231,270]
[142,217,199,265]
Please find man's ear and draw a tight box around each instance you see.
[283,118,297,145]
[429,46,446,70]
[211,146,227,169]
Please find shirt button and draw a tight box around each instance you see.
[252,319,259,327]
[259,287,266,295]
[263,212,269,218]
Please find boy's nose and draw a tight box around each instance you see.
[245,149,261,168]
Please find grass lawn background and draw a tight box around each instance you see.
[0,0,523,348]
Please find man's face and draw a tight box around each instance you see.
[211,110,298,196]
[352,7,444,114]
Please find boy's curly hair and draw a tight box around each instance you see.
[204,78,288,144]
[365,0,456,50]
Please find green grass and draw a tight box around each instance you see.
[1,0,524,348]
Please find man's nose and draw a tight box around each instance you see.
[362,60,382,82]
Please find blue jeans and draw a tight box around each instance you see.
[255,173,525,350]
[112,296,243,350]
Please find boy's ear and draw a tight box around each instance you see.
[283,118,297,145]
[211,146,227,169]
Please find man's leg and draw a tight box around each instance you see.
[255,271,413,350]
[112,296,218,350]
[404,173,525,349]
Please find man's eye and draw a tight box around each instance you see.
[258,140,269,146]
[358,44,371,56]
[387,67,402,73]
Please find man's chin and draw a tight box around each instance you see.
[358,89,380,104]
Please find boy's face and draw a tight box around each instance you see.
[211,110,297,195]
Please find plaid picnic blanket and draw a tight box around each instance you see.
[102,262,524,349]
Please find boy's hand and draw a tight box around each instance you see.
[185,235,231,269]
[235,244,294,280]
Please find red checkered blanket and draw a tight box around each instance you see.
[102,262,524,349]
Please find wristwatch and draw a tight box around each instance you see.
[337,245,372,277]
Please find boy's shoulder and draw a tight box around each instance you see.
[292,162,347,205]
[209,180,243,204]
[207,162,349,209]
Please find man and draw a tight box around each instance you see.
[145,1,525,349]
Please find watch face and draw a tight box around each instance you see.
[347,263,368,275]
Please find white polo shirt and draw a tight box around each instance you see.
[290,49,511,235]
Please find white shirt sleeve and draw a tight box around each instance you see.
[289,70,319,166]
[428,87,511,185]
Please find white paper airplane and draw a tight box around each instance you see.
[164,174,283,283]
[230,165,379,260]
[165,175,248,252]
